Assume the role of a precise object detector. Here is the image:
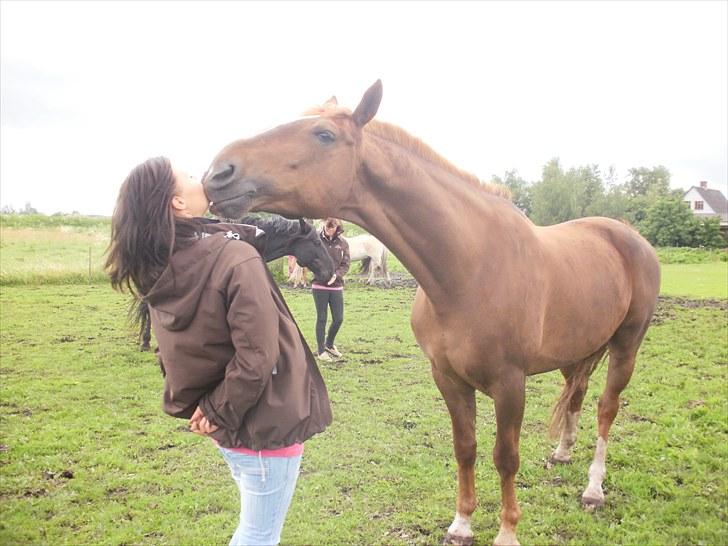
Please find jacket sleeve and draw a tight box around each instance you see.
[198,254,280,432]
[337,238,351,278]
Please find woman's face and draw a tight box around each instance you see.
[324,223,337,237]
[172,168,209,218]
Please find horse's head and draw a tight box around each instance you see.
[203,80,383,220]
[289,218,335,284]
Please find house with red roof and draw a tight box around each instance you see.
[683,181,728,237]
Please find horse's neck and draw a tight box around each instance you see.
[344,135,531,306]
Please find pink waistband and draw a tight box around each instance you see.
[216,441,304,458]
[311,283,343,291]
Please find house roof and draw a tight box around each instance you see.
[684,185,728,223]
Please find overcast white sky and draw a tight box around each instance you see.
[1,0,726,216]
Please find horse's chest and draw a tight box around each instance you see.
[412,297,498,364]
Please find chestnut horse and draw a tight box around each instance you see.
[203,81,660,546]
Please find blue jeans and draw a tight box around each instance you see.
[219,448,302,546]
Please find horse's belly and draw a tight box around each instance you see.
[531,275,630,373]
[411,288,529,387]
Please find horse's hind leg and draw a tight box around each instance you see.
[549,364,590,465]
[582,319,649,509]
[431,365,477,546]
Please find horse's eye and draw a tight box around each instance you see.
[315,130,336,144]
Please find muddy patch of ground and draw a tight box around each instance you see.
[652,295,727,325]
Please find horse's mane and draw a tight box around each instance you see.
[240,214,302,237]
[303,104,511,201]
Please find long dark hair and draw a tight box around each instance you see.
[105,157,201,334]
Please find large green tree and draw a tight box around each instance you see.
[692,216,726,249]
[625,165,672,199]
[529,159,605,226]
[491,159,724,248]
[637,197,725,248]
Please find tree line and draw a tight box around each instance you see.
[3,161,725,249]
[491,159,726,248]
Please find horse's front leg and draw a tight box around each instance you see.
[431,364,477,546]
[492,371,526,546]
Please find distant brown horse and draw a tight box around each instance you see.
[203,81,660,546]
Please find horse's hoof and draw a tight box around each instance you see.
[139,344,151,352]
[581,495,605,511]
[493,531,521,546]
[443,532,474,546]
[546,453,572,468]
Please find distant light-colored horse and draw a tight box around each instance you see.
[345,233,391,286]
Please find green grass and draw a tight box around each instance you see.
[1,218,726,544]
[1,214,723,289]
[1,283,726,546]
[0,221,408,287]
[656,247,727,264]
[0,227,110,286]
[660,262,728,299]
[0,213,110,230]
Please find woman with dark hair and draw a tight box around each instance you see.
[106,157,332,546]
[312,217,350,361]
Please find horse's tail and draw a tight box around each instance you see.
[360,256,371,275]
[548,345,608,439]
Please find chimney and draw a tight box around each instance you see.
[700,181,708,189]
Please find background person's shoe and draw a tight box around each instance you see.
[317,351,333,362]
[325,345,343,358]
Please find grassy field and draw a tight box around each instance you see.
[1,217,724,293]
[1,281,726,546]
[0,216,410,286]
[660,262,727,299]
[1,216,726,544]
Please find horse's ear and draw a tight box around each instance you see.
[352,79,382,127]
[323,96,338,108]
[299,218,310,234]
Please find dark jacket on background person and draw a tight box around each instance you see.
[318,224,350,288]
[145,222,332,451]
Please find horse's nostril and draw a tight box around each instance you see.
[211,164,235,183]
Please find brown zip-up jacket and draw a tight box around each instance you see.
[316,224,350,288]
[145,223,332,450]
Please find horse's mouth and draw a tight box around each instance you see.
[205,176,266,219]
[209,191,256,218]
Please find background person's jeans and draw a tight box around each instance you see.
[219,448,302,546]
[312,288,344,354]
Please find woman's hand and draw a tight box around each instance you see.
[327,274,337,286]
[189,406,219,435]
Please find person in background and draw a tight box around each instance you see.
[313,217,350,361]
[105,156,332,546]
